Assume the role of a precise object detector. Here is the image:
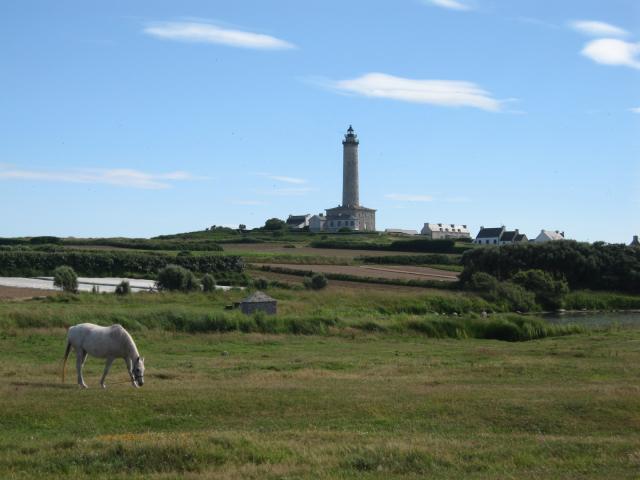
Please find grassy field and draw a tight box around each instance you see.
[0,325,638,479]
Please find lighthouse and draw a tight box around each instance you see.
[342,125,359,208]
[323,126,376,232]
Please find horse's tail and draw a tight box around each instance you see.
[62,341,71,383]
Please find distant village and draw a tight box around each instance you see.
[269,126,639,247]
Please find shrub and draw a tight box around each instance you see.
[156,265,200,292]
[53,266,78,293]
[115,280,131,295]
[466,272,536,312]
[201,274,217,292]
[304,273,328,290]
[511,269,569,310]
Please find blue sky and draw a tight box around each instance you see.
[1,0,638,242]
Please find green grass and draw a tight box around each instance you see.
[0,325,638,479]
[0,290,580,340]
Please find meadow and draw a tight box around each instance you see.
[0,323,638,479]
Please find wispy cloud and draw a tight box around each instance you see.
[258,187,315,196]
[581,38,640,69]
[0,167,200,189]
[332,73,503,111]
[631,107,640,114]
[231,200,267,206]
[255,173,307,184]
[385,193,433,202]
[423,0,472,11]
[569,20,629,37]
[143,21,296,50]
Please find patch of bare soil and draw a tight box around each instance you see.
[0,286,56,300]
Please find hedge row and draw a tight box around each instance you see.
[311,238,467,254]
[62,238,223,252]
[0,251,245,280]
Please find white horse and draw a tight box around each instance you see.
[62,323,145,389]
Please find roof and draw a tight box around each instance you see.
[501,231,518,242]
[476,227,504,239]
[385,229,418,235]
[423,223,470,234]
[286,214,310,225]
[514,233,527,242]
[538,230,565,241]
[241,291,276,303]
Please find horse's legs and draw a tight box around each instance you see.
[76,349,88,388]
[125,357,138,388]
[100,358,115,389]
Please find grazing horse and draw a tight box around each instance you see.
[62,323,145,389]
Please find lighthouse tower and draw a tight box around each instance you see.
[342,125,359,208]
[324,125,376,232]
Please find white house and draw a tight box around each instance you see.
[535,230,565,243]
[286,214,312,230]
[473,226,505,245]
[422,223,471,240]
[500,229,528,245]
[308,214,326,233]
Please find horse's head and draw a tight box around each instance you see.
[134,356,145,387]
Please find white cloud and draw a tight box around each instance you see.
[425,0,471,11]
[385,193,433,202]
[569,20,629,37]
[0,167,199,189]
[581,38,640,69]
[258,187,315,196]
[333,73,502,111]
[143,21,295,50]
[256,173,307,184]
[630,107,640,114]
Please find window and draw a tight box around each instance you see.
[493,239,497,244]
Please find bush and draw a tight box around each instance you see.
[264,218,286,231]
[0,250,244,280]
[201,274,217,292]
[115,280,131,295]
[466,272,536,312]
[156,265,200,292]
[304,273,328,290]
[53,266,78,293]
[511,269,569,310]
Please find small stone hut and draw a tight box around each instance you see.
[239,291,277,315]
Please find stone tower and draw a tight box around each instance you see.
[342,125,359,208]
[324,126,376,232]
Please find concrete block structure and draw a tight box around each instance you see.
[240,291,277,316]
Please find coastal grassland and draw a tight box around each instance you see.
[0,326,638,479]
[0,289,578,340]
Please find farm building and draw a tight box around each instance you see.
[474,226,527,245]
[421,223,470,240]
[535,230,565,243]
[286,214,312,229]
[240,291,277,315]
